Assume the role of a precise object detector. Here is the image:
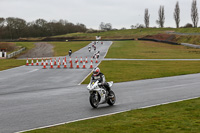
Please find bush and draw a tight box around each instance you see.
[0,43,17,52]
[182,23,193,28]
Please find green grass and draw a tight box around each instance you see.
[15,42,35,50]
[54,28,200,40]
[82,60,200,83]
[49,41,90,56]
[175,28,200,33]
[176,35,200,45]
[13,42,36,58]
[54,28,173,39]
[0,59,26,71]
[24,97,200,133]
[106,40,200,59]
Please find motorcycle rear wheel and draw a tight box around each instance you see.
[107,90,116,106]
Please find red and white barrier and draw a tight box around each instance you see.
[62,58,65,65]
[76,61,79,69]
[43,61,46,69]
[54,58,57,65]
[90,62,93,69]
[36,58,39,66]
[80,57,83,63]
[91,57,93,63]
[46,58,48,66]
[41,58,44,66]
[58,58,61,65]
[26,58,29,66]
[95,57,98,63]
[50,60,54,69]
[85,56,88,63]
[64,60,67,68]
[75,57,78,63]
[31,58,34,66]
[82,60,86,69]
[70,61,73,68]
[69,56,72,63]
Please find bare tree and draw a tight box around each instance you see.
[156,6,165,28]
[99,22,112,31]
[105,23,112,31]
[0,18,5,28]
[191,0,199,27]
[174,1,180,28]
[0,18,5,38]
[144,8,150,28]
[99,22,105,30]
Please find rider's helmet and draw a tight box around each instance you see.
[93,67,100,76]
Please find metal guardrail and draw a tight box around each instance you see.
[181,43,200,48]
[6,47,26,58]
[138,38,180,45]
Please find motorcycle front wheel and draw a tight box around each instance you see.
[107,90,116,106]
[89,93,100,108]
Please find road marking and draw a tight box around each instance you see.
[15,96,199,133]
[78,41,113,85]
[139,96,200,109]
[26,69,39,73]
[0,65,25,73]
[158,82,200,90]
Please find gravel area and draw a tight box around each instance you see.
[18,42,54,59]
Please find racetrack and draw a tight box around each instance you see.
[0,41,200,133]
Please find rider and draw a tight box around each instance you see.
[90,67,111,94]
[88,45,91,52]
[69,49,72,56]
[93,51,100,59]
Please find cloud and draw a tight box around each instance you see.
[0,0,197,29]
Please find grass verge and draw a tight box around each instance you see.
[55,28,200,40]
[106,41,200,59]
[0,59,26,71]
[49,41,90,56]
[54,28,173,39]
[82,60,200,84]
[24,97,200,133]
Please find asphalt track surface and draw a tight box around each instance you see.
[0,41,200,133]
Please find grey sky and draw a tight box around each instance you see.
[0,0,197,29]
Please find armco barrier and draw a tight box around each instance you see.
[7,47,26,58]
[138,38,180,45]
[181,43,200,49]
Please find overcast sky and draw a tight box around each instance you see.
[0,0,198,29]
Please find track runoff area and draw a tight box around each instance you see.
[3,41,200,133]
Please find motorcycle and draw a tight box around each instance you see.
[93,51,100,59]
[87,80,116,108]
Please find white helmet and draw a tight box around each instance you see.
[93,67,100,76]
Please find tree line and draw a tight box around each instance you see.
[144,0,199,28]
[0,18,87,39]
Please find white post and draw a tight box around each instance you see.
[0,52,2,57]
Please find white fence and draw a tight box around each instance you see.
[6,47,26,58]
[181,43,200,49]
[0,52,6,58]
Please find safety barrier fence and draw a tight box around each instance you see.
[6,47,26,58]
[138,38,180,45]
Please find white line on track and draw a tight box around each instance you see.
[158,82,200,90]
[0,65,25,73]
[25,69,39,73]
[15,96,199,133]
[78,41,113,85]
